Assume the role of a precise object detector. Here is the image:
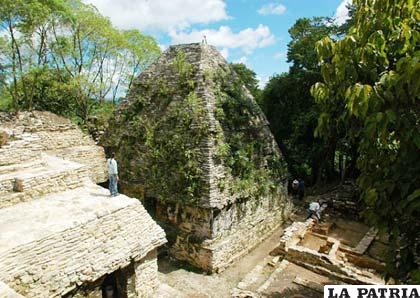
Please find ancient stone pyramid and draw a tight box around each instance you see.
[105,43,288,208]
[105,43,291,272]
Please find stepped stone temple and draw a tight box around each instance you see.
[0,111,166,297]
[104,43,292,272]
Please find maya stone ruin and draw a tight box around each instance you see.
[104,43,293,273]
[0,111,166,297]
[0,43,392,298]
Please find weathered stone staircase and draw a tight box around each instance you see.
[233,255,288,297]
[0,111,166,297]
[0,155,91,208]
[0,112,107,210]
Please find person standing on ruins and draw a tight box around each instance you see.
[298,178,305,200]
[107,152,119,197]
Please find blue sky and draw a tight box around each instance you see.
[85,0,350,87]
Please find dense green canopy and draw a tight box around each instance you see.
[312,0,420,283]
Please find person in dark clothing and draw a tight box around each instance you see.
[298,179,305,200]
[291,179,299,199]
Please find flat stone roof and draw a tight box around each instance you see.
[0,281,24,297]
[0,183,137,254]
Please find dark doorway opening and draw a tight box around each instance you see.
[101,269,130,298]
[101,272,118,298]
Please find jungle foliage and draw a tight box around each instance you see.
[260,17,346,184]
[0,0,160,125]
[312,0,420,283]
[230,62,261,101]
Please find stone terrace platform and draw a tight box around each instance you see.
[0,184,166,297]
[0,184,137,254]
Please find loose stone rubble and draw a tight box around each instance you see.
[104,43,292,273]
[0,111,167,297]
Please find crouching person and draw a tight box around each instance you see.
[307,201,321,221]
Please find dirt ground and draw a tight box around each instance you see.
[156,204,311,297]
[157,222,289,297]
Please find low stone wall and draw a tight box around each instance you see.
[277,219,315,254]
[0,161,91,209]
[52,146,107,183]
[0,147,38,166]
[273,216,384,285]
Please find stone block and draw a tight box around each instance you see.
[0,130,8,147]
[13,179,24,192]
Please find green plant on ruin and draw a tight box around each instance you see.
[109,50,287,206]
[213,69,288,200]
[113,53,210,205]
[174,50,196,90]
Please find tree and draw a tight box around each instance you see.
[14,67,78,117]
[230,63,261,101]
[287,17,335,72]
[0,0,67,111]
[0,0,161,123]
[261,17,340,183]
[312,0,420,283]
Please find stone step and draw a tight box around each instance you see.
[235,255,283,293]
[0,147,39,166]
[256,259,290,294]
[0,128,96,167]
[0,156,91,208]
[0,183,137,255]
[0,159,44,175]
[51,145,107,183]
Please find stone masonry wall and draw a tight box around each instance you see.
[210,194,292,272]
[67,250,159,298]
[159,185,292,272]
[0,163,91,209]
[0,203,166,298]
[134,250,159,297]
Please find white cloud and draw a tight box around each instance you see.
[258,2,287,15]
[274,51,285,60]
[234,56,248,65]
[257,75,269,89]
[83,0,229,32]
[220,48,229,59]
[169,25,275,54]
[335,0,351,25]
